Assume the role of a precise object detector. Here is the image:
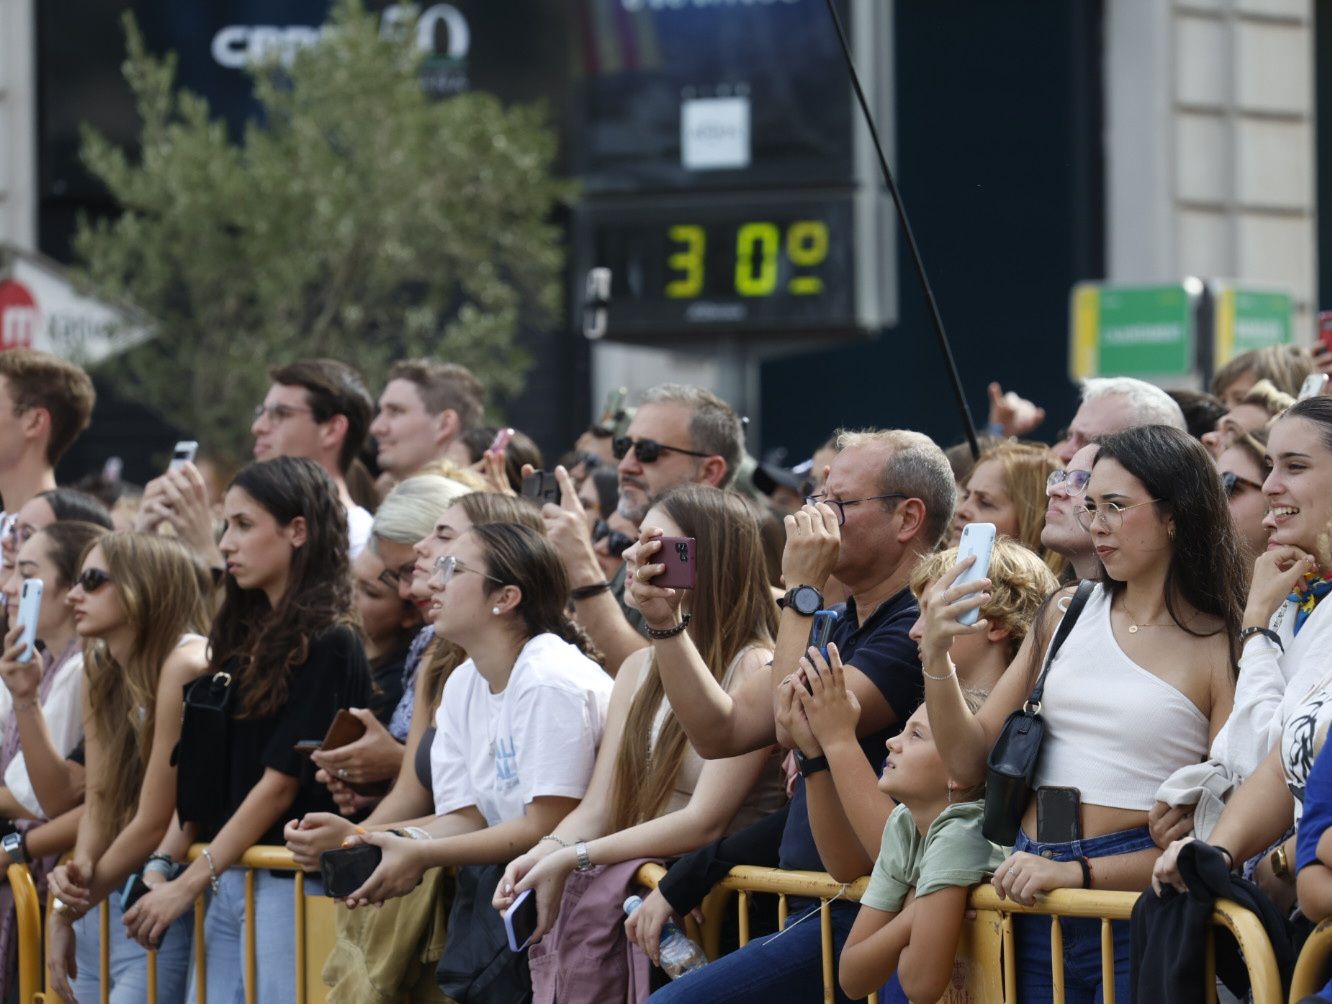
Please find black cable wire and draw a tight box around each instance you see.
[824,0,981,458]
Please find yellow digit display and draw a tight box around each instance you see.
[665,225,706,299]
[787,220,829,295]
[734,222,780,297]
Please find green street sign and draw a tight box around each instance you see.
[1213,285,1292,365]
[1070,282,1198,380]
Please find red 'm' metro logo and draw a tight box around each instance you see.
[0,281,37,351]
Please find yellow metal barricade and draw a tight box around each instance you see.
[633,865,1285,1004]
[28,846,335,1004]
[1291,918,1332,1001]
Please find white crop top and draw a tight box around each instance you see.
[1031,585,1210,810]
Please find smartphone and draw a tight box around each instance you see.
[652,536,696,590]
[292,740,322,759]
[521,471,561,507]
[504,888,540,953]
[1298,373,1329,401]
[120,871,151,912]
[168,440,199,473]
[489,427,515,454]
[808,610,838,661]
[954,523,996,627]
[320,845,384,899]
[14,579,42,665]
[1036,786,1081,844]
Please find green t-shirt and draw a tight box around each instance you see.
[859,801,1006,914]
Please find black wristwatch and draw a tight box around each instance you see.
[794,750,829,778]
[782,585,824,617]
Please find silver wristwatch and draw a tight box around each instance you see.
[2,831,26,865]
[574,840,593,872]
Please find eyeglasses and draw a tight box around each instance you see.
[1046,468,1092,497]
[612,436,713,464]
[593,520,634,558]
[253,403,314,424]
[431,554,506,587]
[1221,471,1264,498]
[76,568,113,593]
[1073,498,1161,531]
[804,492,908,527]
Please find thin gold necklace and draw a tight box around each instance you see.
[1120,599,1173,634]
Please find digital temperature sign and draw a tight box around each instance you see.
[577,194,876,338]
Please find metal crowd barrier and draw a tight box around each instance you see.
[1291,917,1332,1001]
[25,845,336,1004]
[633,864,1285,1004]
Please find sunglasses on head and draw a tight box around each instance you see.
[612,436,712,464]
[76,568,112,593]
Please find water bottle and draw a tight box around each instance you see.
[624,895,707,978]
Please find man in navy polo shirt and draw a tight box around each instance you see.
[630,428,956,1004]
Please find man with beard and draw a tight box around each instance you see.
[539,384,745,676]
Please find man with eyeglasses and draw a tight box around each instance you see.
[639,428,955,1004]
[251,360,376,555]
[1041,443,1103,580]
[540,384,744,677]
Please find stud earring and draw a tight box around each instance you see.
[492,606,501,616]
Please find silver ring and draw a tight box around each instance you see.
[337,768,350,781]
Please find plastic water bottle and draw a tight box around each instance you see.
[624,895,707,978]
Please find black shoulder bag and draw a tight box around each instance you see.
[982,580,1095,846]
[172,670,235,831]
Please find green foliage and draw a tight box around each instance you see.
[73,0,571,464]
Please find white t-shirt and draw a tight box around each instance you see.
[0,650,85,818]
[347,504,373,559]
[431,633,612,827]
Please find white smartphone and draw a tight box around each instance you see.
[1298,374,1329,401]
[168,440,199,473]
[14,579,42,664]
[503,887,539,953]
[954,522,996,627]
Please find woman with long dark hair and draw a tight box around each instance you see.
[918,424,1243,1001]
[45,533,211,1003]
[119,456,371,1003]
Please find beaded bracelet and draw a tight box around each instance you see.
[645,615,690,640]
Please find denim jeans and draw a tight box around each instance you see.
[187,870,322,1004]
[648,898,872,1004]
[1013,825,1155,1004]
[71,892,192,1004]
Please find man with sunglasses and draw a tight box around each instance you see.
[540,384,745,677]
[638,428,955,1004]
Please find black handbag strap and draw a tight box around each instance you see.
[1025,579,1096,711]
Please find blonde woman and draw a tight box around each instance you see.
[45,534,211,1004]
[495,485,784,1000]
[950,441,1063,575]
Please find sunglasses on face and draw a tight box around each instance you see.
[1046,468,1091,496]
[430,554,506,588]
[612,436,712,464]
[1221,471,1264,498]
[593,520,634,558]
[76,568,113,593]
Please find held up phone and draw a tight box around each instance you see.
[14,579,42,665]
[521,470,561,507]
[954,523,996,627]
[802,610,840,693]
[168,440,199,473]
[1036,786,1082,844]
[652,536,696,590]
[320,845,384,899]
[489,427,515,454]
[504,888,540,953]
[120,871,151,912]
[1298,373,1329,401]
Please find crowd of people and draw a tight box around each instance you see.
[0,341,1327,1002]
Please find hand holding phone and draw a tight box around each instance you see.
[652,536,696,590]
[168,440,199,473]
[954,523,996,627]
[521,471,561,507]
[504,888,540,952]
[320,845,384,899]
[14,579,42,665]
